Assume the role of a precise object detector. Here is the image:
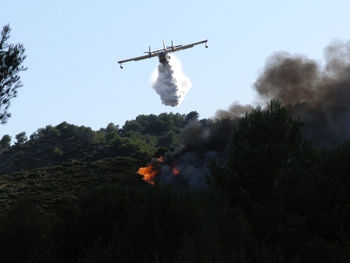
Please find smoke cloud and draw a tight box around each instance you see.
[153,118,239,190]
[215,102,254,120]
[255,40,350,146]
[151,54,192,106]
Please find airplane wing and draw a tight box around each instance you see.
[118,52,158,64]
[169,40,208,53]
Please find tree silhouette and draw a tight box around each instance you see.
[0,134,11,149]
[15,131,27,145]
[0,24,26,123]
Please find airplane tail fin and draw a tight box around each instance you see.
[144,46,152,54]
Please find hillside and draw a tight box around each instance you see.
[0,105,350,263]
[0,157,143,215]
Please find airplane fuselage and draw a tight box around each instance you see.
[158,52,171,64]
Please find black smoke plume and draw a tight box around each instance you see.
[255,41,350,146]
[152,118,239,189]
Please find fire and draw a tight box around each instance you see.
[137,165,157,185]
[137,156,164,185]
[172,167,180,175]
[137,157,179,185]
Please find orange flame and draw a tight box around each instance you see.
[137,157,164,185]
[137,165,157,185]
[172,167,180,175]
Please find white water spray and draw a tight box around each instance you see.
[151,54,192,106]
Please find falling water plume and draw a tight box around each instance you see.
[151,54,192,106]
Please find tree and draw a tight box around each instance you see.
[105,122,119,142]
[185,111,199,122]
[15,131,27,145]
[0,134,11,149]
[0,24,26,123]
[210,100,305,199]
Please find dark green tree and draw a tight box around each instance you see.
[211,100,305,200]
[232,100,305,198]
[185,111,199,122]
[0,134,11,149]
[0,24,26,123]
[15,131,27,145]
[105,122,119,142]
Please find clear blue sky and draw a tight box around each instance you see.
[1,0,350,138]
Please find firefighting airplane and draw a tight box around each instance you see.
[118,39,208,69]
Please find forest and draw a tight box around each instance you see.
[0,102,349,263]
[1,24,350,263]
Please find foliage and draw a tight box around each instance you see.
[0,157,143,216]
[15,131,27,145]
[0,104,350,262]
[0,112,197,174]
[0,24,26,123]
[226,100,305,200]
[0,134,10,150]
[208,100,350,262]
[0,195,50,263]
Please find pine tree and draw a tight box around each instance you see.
[0,24,26,123]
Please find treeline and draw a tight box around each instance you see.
[1,102,350,262]
[0,111,199,174]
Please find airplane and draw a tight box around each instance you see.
[118,39,208,69]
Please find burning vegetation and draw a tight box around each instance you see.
[137,156,183,185]
[137,165,157,185]
[137,157,163,185]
